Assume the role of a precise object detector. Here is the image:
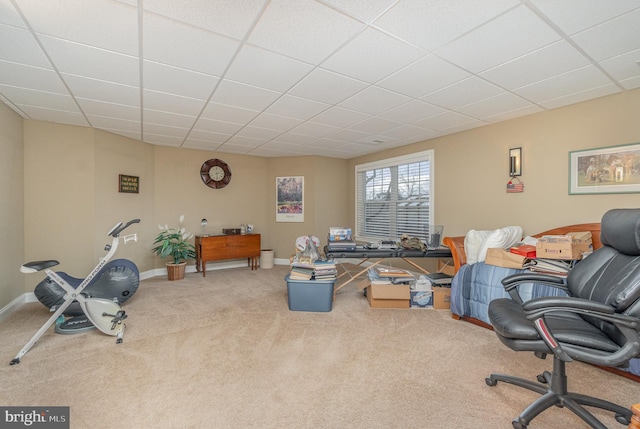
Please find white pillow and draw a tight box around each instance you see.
[477,226,523,263]
[464,229,493,265]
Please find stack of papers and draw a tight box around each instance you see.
[369,267,415,284]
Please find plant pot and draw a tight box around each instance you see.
[166,262,187,281]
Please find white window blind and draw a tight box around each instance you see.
[355,150,434,242]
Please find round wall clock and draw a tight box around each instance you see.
[200,158,232,189]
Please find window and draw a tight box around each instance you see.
[355,150,434,242]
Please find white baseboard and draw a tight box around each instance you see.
[0,292,37,323]
[1,259,292,321]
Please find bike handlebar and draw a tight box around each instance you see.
[109,219,141,237]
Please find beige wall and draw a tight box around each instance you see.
[348,88,640,238]
[3,87,640,308]
[0,102,24,304]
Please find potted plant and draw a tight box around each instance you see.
[152,215,196,280]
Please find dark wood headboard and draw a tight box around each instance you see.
[443,223,602,275]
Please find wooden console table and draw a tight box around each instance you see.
[195,234,261,276]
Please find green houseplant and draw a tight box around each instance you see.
[152,215,196,280]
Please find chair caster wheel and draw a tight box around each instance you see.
[9,358,20,365]
[512,420,527,429]
[485,377,497,386]
[536,374,546,383]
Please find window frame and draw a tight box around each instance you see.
[354,150,435,243]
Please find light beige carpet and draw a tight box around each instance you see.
[0,265,637,428]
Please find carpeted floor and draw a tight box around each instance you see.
[0,265,637,428]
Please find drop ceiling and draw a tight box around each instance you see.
[1,0,639,159]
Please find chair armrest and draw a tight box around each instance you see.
[522,296,640,366]
[501,273,569,304]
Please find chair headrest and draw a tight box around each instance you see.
[601,208,640,256]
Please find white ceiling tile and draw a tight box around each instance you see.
[143,108,196,129]
[480,41,590,90]
[350,116,402,134]
[235,125,281,140]
[289,68,368,104]
[529,0,640,35]
[324,128,369,142]
[381,124,437,140]
[484,104,543,123]
[143,12,240,76]
[62,74,140,107]
[271,132,318,145]
[225,44,313,92]
[436,5,561,73]
[40,35,139,86]
[265,94,330,120]
[16,0,139,55]
[0,85,77,111]
[421,77,504,109]
[456,92,533,120]
[248,0,363,64]
[0,61,67,94]
[144,123,189,138]
[374,0,519,51]
[0,24,50,68]
[439,119,487,134]
[538,83,620,110]
[187,128,232,143]
[248,112,303,131]
[77,98,139,121]
[200,101,259,124]
[339,86,412,115]
[222,135,264,148]
[211,79,282,111]
[321,0,397,23]
[143,61,219,100]
[143,89,207,116]
[619,75,640,90]
[142,0,266,40]
[413,110,479,132]
[102,128,141,141]
[288,121,340,138]
[571,9,640,61]
[322,27,424,83]
[182,138,222,152]
[87,115,140,132]
[514,65,613,103]
[18,104,88,125]
[191,117,244,135]
[377,100,447,124]
[312,106,370,127]
[0,0,26,27]
[142,133,184,146]
[598,49,640,82]
[377,55,470,98]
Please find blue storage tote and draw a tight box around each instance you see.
[285,274,335,312]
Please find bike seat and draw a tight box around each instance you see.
[21,260,60,273]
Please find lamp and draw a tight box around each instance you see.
[509,147,522,177]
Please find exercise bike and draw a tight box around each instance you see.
[10,219,140,365]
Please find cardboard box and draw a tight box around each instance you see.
[485,248,526,269]
[536,232,593,260]
[410,290,433,308]
[365,283,410,309]
[285,274,334,312]
[432,286,451,309]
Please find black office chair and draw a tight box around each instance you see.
[486,208,640,429]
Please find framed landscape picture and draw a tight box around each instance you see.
[276,176,304,222]
[569,142,640,195]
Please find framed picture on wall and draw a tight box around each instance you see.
[276,176,304,222]
[569,142,640,195]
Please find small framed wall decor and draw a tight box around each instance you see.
[276,176,304,222]
[119,174,139,194]
[569,142,640,195]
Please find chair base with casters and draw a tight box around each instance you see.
[486,351,631,429]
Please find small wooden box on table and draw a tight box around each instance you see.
[195,234,260,276]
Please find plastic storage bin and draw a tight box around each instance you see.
[285,274,335,312]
